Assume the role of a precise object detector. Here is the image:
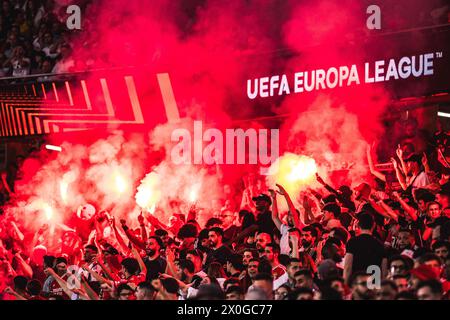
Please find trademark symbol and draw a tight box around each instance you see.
[436,52,443,58]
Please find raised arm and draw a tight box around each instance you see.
[85,266,113,287]
[164,247,179,279]
[46,268,76,298]
[131,247,147,275]
[367,194,395,221]
[120,219,146,250]
[9,221,25,242]
[376,200,399,222]
[79,275,99,300]
[367,144,386,182]
[396,145,407,176]
[343,253,354,285]
[14,252,33,279]
[96,257,116,281]
[301,194,315,225]
[268,189,282,231]
[276,184,303,230]
[137,213,148,244]
[392,192,417,221]
[109,216,130,255]
[316,173,339,195]
[0,172,13,195]
[3,287,27,300]
[391,158,407,191]
[437,148,450,168]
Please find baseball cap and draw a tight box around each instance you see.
[354,183,371,197]
[252,193,272,205]
[404,153,422,164]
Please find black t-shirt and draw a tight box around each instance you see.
[223,225,240,243]
[205,245,234,268]
[346,234,386,274]
[256,211,277,235]
[143,256,167,281]
[338,212,353,229]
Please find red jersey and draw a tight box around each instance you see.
[115,272,146,290]
[49,273,70,300]
[272,264,287,280]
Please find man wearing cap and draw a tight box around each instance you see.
[252,193,277,235]
[46,257,70,300]
[393,153,430,192]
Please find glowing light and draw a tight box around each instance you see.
[148,203,156,214]
[114,172,127,194]
[287,156,318,182]
[43,204,53,221]
[188,183,201,203]
[266,153,318,198]
[59,171,77,205]
[60,180,69,204]
[45,144,62,152]
[135,171,161,210]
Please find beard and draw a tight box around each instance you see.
[256,205,266,213]
[146,249,156,256]
[356,289,374,300]
[301,239,311,248]
[397,243,410,250]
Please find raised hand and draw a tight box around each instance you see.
[390,157,398,169]
[422,152,428,167]
[137,212,145,225]
[396,144,403,159]
[3,287,13,294]
[315,173,325,185]
[275,184,287,196]
[302,195,311,209]
[45,267,56,275]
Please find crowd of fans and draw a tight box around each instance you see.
[0,0,449,302]
[0,0,90,79]
[0,119,449,301]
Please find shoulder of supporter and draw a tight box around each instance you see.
[273,272,289,290]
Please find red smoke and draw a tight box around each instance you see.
[5,0,438,246]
